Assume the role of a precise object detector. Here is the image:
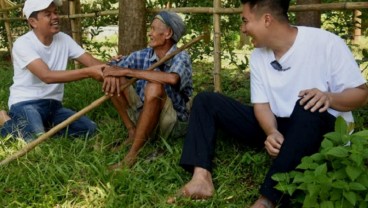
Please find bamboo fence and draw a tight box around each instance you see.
[0,1,367,91]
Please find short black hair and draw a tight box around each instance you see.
[240,0,290,22]
[29,11,39,19]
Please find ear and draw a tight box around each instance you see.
[28,18,38,28]
[264,13,273,27]
[165,28,173,40]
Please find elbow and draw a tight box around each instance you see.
[39,75,56,84]
[169,73,181,86]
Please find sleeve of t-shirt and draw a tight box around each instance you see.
[61,33,85,60]
[328,35,366,92]
[169,51,192,91]
[250,52,269,104]
[12,38,41,69]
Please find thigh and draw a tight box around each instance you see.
[9,100,46,135]
[158,97,177,139]
[197,92,265,147]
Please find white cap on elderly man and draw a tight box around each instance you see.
[23,0,63,19]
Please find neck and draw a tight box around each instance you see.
[269,24,297,60]
[154,42,174,59]
[33,30,54,46]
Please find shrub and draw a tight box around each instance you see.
[272,117,368,207]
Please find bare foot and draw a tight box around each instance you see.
[108,152,137,170]
[167,167,214,204]
[250,196,275,208]
[110,127,136,152]
[0,110,10,126]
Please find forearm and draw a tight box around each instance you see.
[116,68,180,86]
[254,103,278,136]
[327,84,368,111]
[41,66,101,84]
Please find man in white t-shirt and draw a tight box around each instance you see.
[169,0,368,207]
[0,0,106,142]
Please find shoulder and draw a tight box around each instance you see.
[297,26,342,43]
[13,31,34,47]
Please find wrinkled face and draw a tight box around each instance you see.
[240,3,267,48]
[148,18,172,48]
[29,3,60,36]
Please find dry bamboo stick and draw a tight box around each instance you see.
[213,0,222,92]
[0,2,368,20]
[0,34,205,166]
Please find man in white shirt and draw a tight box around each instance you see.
[170,0,368,207]
[0,0,105,142]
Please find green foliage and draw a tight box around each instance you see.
[273,117,368,207]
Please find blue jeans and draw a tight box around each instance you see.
[0,99,97,142]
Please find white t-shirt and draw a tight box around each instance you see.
[8,31,85,108]
[250,26,366,123]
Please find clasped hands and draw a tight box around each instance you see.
[100,65,129,96]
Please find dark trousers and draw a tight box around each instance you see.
[179,92,336,205]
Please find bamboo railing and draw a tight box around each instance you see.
[0,1,367,91]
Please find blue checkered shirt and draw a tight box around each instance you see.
[114,45,193,121]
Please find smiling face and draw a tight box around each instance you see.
[240,3,268,48]
[28,3,60,37]
[148,18,173,48]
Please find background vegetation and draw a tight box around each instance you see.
[0,0,367,207]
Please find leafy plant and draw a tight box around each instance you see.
[272,117,368,207]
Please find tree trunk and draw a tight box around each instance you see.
[60,0,82,45]
[296,0,321,28]
[119,0,146,55]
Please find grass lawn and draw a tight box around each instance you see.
[0,59,271,207]
[0,54,367,207]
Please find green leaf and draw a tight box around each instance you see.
[346,166,363,182]
[326,147,349,158]
[334,116,348,135]
[352,130,368,138]
[321,139,334,149]
[320,201,334,208]
[307,184,320,196]
[332,181,349,190]
[343,191,357,206]
[349,182,367,191]
[314,163,327,176]
[324,132,343,144]
[272,173,289,182]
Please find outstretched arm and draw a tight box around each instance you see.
[26,54,106,84]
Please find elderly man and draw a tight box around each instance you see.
[103,11,192,169]
[0,0,104,142]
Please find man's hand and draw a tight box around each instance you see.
[103,76,121,96]
[88,64,106,82]
[298,88,331,112]
[264,130,284,157]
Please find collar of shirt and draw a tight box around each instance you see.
[148,45,178,68]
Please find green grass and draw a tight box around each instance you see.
[0,56,367,207]
[0,60,269,207]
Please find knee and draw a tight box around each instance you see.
[144,82,165,102]
[192,92,216,106]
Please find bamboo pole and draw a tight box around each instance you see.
[1,2,368,21]
[0,0,13,53]
[0,34,205,166]
[213,0,222,92]
[69,0,80,69]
